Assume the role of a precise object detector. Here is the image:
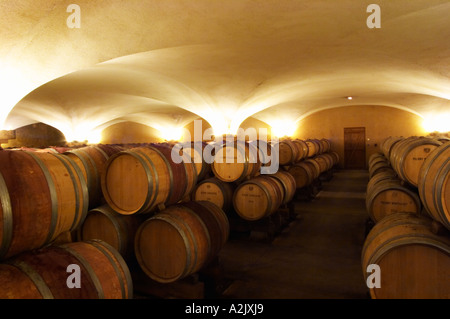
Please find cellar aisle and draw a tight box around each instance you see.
[218,169,371,299]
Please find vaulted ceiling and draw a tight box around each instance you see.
[1,0,449,141]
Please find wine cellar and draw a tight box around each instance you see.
[0,0,449,302]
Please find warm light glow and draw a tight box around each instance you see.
[422,112,450,133]
[204,114,234,137]
[63,123,103,144]
[347,96,353,100]
[156,126,184,141]
[269,119,298,138]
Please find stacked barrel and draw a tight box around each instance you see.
[0,146,132,299]
[76,142,229,286]
[192,137,337,227]
[277,138,339,190]
[191,139,296,224]
[366,136,445,223]
[363,136,450,299]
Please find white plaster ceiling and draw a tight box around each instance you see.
[1,0,449,140]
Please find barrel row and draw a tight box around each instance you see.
[417,142,450,231]
[361,212,450,299]
[190,170,297,222]
[365,142,450,298]
[365,161,422,223]
[377,136,450,231]
[0,142,203,259]
[77,200,230,284]
[277,138,332,166]
[283,152,340,190]
[0,239,133,299]
[380,136,442,187]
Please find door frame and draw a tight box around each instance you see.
[344,127,366,169]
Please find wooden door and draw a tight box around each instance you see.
[344,127,366,169]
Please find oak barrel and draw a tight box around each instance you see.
[0,150,88,260]
[389,136,442,187]
[368,152,386,167]
[362,212,450,299]
[192,177,236,212]
[303,159,321,180]
[179,141,211,181]
[211,140,261,183]
[287,162,315,189]
[277,140,299,165]
[0,240,133,299]
[329,151,340,167]
[77,204,142,260]
[365,179,421,223]
[268,170,296,204]
[305,139,322,157]
[368,158,392,179]
[366,168,397,193]
[134,201,229,283]
[232,175,283,221]
[418,143,450,230]
[64,146,110,208]
[148,143,189,205]
[101,147,171,215]
[381,136,404,159]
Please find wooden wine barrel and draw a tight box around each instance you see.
[287,162,315,189]
[303,159,321,180]
[329,151,340,167]
[0,240,133,299]
[366,168,397,193]
[320,139,331,153]
[232,175,283,221]
[179,141,212,182]
[95,144,125,157]
[365,179,421,223]
[368,158,391,179]
[148,143,189,205]
[179,201,230,261]
[101,147,171,215]
[277,140,299,165]
[381,136,404,159]
[192,177,235,212]
[389,137,442,187]
[362,212,450,299]
[177,148,198,199]
[435,136,450,143]
[77,204,142,261]
[368,152,387,168]
[64,146,110,208]
[292,139,308,162]
[418,143,450,230]
[0,150,88,260]
[312,155,330,174]
[305,139,318,157]
[268,170,296,204]
[134,201,229,283]
[321,153,336,170]
[211,141,261,183]
[253,139,275,167]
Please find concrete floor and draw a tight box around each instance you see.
[217,169,371,299]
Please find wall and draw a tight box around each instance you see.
[1,107,429,170]
[101,121,164,145]
[1,123,66,149]
[184,118,213,142]
[293,105,427,168]
[238,117,273,141]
